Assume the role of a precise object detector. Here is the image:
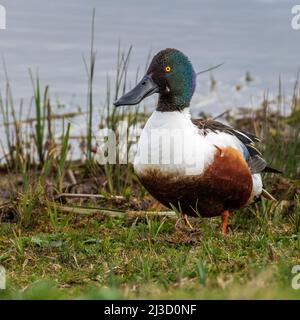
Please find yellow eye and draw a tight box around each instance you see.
[165,66,171,73]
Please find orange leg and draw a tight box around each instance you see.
[221,210,230,235]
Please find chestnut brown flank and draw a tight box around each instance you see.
[137,147,253,217]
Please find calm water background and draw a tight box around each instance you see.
[0,0,299,125]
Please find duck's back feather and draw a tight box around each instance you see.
[192,118,280,175]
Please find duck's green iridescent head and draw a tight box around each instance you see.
[114,48,196,111]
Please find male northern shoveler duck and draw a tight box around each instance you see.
[114,48,280,234]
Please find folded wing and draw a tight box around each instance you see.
[192,119,281,175]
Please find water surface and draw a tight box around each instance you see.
[0,0,299,117]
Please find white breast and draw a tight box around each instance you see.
[133,109,216,176]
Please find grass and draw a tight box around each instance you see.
[0,201,300,299]
[30,71,48,165]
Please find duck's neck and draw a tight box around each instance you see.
[156,93,191,112]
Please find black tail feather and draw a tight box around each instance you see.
[263,166,282,174]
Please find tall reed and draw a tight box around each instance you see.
[83,9,97,161]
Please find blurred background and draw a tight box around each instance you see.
[0,0,299,116]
